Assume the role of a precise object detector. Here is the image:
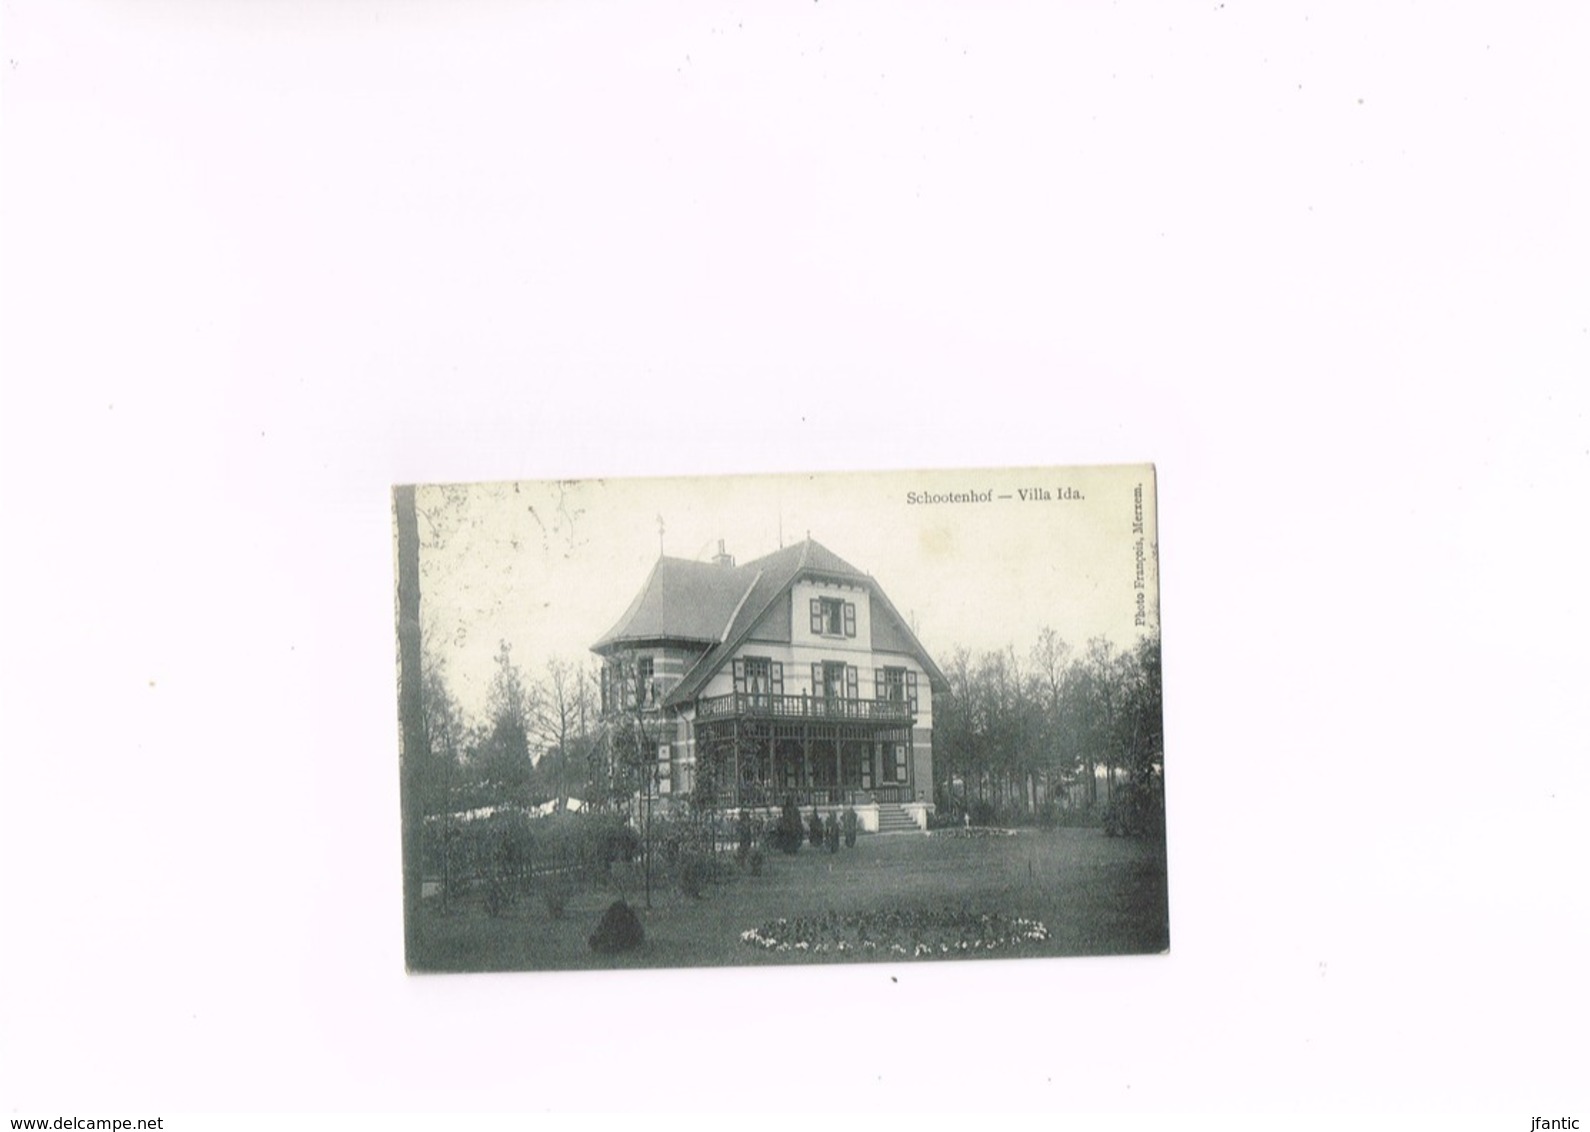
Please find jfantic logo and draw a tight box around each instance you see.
[1530,1120,1580,1131]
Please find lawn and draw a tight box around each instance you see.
[409,827,1169,973]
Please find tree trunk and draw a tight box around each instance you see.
[395,486,425,967]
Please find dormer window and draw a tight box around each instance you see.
[810,596,856,638]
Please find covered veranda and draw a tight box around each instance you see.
[692,717,916,810]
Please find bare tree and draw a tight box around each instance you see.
[532,657,592,811]
[1030,627,1076,811]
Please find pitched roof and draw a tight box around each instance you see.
[592,537,947,702]
[739,538,867,582]
[590,556,757,651]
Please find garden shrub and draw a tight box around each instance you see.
[769,798,804,855]
[650,816,714,868]
[841,807,858,847]
[678,853,714,899]
[483,877,512,918]
[598,822,642,869]
[541,877,572,920]
[1103,779,1165,839]
[736,811,754,867]
[589,900,645,954]
[808,808,823,847]
[824,812,840,853]
[525,812,639,878]
[967,800,998,827]
[464,812,536,915]
[748,848,765,876]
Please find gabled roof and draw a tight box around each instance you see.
[673,540,866,701]
[592,537,947,704]
[637,537,947,706]
[740,538,868,583]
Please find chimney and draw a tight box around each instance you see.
[712,539,735,567]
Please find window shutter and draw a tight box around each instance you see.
[812,662,823,698]
[846,665,858,700]
[810,598,823,634]
[874,668,883,700]
[771,662,784,697]
[844,601,856,637]
[906,670,918,710]
[732,658,745,695]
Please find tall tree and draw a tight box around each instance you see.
[1030,627,1077,809]
[596,657,664,907]
[935,647,977,815]
[1119,633,1164,788]
[533,657,590,811]
[394,486,425,965]
[419,651,466,814]
[479,639,535,795]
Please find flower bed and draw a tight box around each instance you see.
[926,827,1019,839]
[740,909,1048,957]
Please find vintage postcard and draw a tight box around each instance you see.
[393,464,1165,972]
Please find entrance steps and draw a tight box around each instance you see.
[873,803,922,834]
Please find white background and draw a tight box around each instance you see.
[1,0,1586,1117]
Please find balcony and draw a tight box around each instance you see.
[696,691,913,724]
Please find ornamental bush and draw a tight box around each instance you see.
[678,853,718,899]
[824,812,840,853]
[598,822,642,869]
[541,876,573,920]
[808,808,823,847]
[769,798,804,855]
[736,811,755,867]
[589,900,645,954]
[841,807,858,848]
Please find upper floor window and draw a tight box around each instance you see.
[733,656,783,703]
[814,661,858,700]
[810,596,856,638]
[876,666,919,710]
[602,656,658,711]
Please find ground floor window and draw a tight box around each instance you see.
[880,742,908,783]
[841,740,872,788]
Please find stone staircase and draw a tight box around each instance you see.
[873,803,922,834]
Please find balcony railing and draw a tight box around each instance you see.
[696,692,913,723]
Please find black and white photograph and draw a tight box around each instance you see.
[395,465,1165,973]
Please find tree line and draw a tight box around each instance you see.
[932,629,1163,830]
[413,628,1164,832]
[416,640,608,818]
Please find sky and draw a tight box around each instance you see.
[412,463,1159,721]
